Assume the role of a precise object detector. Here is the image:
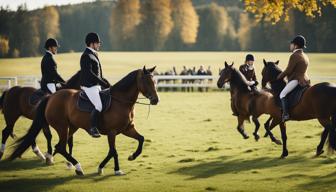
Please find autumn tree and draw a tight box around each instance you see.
[39,6,60,41]
[244,0,336,23]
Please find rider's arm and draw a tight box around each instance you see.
[82,55,109,87]
[277,54,297,80]
[49,57,65,83]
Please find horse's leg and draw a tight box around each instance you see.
[122,123,144,161]
[54,126,83,176]
[279,123,288,158]
[0,113,19,160]
[98,131,124,176]
[263,116,273,137]
[66,126,78,169]
[237,116,249,139]
[31,140,46,161]
[252,116,260,141]
[315,118,331,157]
[265,118,282,145]
[42,125,54,165]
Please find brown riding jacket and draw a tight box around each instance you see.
[239,64,257,82]
[278,49,310,86]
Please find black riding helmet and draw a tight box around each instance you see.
[245,54,254,62]
[291,35,307,48]
[44,38,59,49]
[85,32,101,46]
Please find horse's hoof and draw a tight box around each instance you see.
[315,150,324,157]
[280,151,288,159]
[253,133,260,141]
[128,155,135,161]
[75,170,85,176]
[66,162,74,169]
[45,153,54,165]
[115,170,125,176]
[263,133,269,138]
[98,167,104,175]
[243,135,249,139]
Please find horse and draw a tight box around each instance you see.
[261,59,336,158]
[0,71,81,161]
[217,62,282,145]
[9,66,159,176]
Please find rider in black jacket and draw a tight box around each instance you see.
[40,38,65,93]
[80,32,110,138]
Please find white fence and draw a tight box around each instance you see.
[1,75,336,91]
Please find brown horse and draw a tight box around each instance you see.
[217,62,282,145]
[0,71,81,161]
[9,66,159,176]
[261,59,336,158]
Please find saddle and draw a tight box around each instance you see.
[29,89,48,106]
[77,88,112,113]
[276,85,309,109]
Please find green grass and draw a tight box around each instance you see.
[0,52,336,192]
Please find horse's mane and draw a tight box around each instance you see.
[266,63,286,95]
[64,71,81,89]
[230,68,252,93]
[110,70,139,92]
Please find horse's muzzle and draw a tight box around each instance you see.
[150,97,159,105]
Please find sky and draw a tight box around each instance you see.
[0,0,97,10]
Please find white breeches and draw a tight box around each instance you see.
[47,83,56,93]
[81,85,102,112]
[280,80,298,99]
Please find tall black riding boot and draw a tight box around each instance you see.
[280,98,290,122]
[89,109,101,138]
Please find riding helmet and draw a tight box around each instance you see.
[44,38,59,49]
[291,35,307,48]
[245,54,254,62]
[85,32,101,46]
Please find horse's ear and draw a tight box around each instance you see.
[275,60,279,65]
[148,66,156,73]
[143,66,149,74]
[230,62,234,67]
[263,59,267,66]
[224,61,228,68]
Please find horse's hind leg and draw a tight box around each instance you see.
[42,125,54,165]
[265,118,282,145]
[54,126,83,176]
[263,116,273,137]
[65,126,78,169]
[122,123,144,161]
[279,123,288,158]
[316,118,331,157]
[0,113,20,160]
[252,116,260,141]
[237,116,249,139]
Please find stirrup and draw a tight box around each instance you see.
[89,127,101,138]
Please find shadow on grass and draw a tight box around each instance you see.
[0,158,44,171]
[296,171,336,191]
[170,155,307,180]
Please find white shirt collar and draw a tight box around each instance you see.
[46,50,53,56]
[87,47,97,54]
[293,48,303,53]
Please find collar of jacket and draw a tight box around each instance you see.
[45,50,54,56]
[86,47,97,55]
[292,49,303,53]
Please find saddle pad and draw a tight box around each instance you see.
[77,88,111,113]
[275,85,308,109]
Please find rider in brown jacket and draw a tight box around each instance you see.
[277,35,311,122]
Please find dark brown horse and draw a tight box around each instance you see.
[9,66,159,176]
[0,71,81,161]
[217,62,282,145]
[261,59,336,158]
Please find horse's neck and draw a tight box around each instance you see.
[64,72,80,90]
[270,79,286,96]
[111,83,140,106]
[230,72,249,94]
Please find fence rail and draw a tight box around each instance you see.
[0,75,336,91]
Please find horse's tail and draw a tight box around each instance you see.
[328,114,336,152]
[9,96,50,161]
[0,90,7,111]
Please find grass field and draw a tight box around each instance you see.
[0,52,336,192]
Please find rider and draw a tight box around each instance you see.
[277,35,310,122]
[80,32,109,138]
[231,54,258,116]
[40,38,65,94]
[239,54,258,91]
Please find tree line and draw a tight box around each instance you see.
[0,0,335,58]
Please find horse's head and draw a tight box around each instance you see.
[261,59,280,88]
[138,66,159,105]
[217,61,234,88]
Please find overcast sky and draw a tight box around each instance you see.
[0,0,97,10]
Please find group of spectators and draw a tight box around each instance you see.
[154,65,213,76]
